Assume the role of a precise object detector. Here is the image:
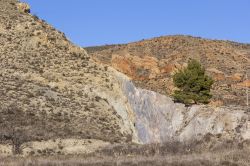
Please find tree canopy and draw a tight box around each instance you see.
[172,59,214,105]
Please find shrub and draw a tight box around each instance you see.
[172,59,214,105]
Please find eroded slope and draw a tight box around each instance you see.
[87,35,250,106]
[0,0,136,155]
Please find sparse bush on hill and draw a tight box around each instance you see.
[0,105,28,155]
[173,59,214,105]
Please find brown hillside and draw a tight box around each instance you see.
[0,0,134,155]
[86,35,250,106]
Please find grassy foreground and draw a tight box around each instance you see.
[1,141,250,166]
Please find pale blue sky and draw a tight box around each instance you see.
[22,0,250,47]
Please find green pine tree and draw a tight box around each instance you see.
[172,59,214,105]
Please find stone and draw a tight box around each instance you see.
[237,79,250,88]
[17,3,30,13]
[230,73,243,81]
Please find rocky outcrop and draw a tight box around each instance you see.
[17,2,30,13]
[87,35,250,106]
[116,74,250,144]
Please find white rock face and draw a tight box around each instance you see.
[115,73,250,144]
[92,67,140,143]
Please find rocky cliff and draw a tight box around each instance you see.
[116,73,250,144]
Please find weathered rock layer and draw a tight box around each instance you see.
[87,35,250,106]
[117,74,250,144]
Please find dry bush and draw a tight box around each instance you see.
[0,105,29,154]
[1,139,249,166]
[1,149,250,166]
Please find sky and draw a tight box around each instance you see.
[22,0,250,47]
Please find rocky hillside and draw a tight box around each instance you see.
[87,35,250,106]
[1,0,250,159]
[0,0,138,156]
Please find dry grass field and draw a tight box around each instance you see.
[1,141,250,166]
[1,149,249,166]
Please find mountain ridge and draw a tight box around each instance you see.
[86,35,250,53]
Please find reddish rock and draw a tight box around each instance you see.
[160,64,175,74]
[237,80,250,88]
[230,73,243,81]
[111,56,136,78]
[87,35,250,105]
[111,55,160,80]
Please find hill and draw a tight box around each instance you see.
[0,0,250,162]
[0,0,137,156]
[86,35,250,106]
